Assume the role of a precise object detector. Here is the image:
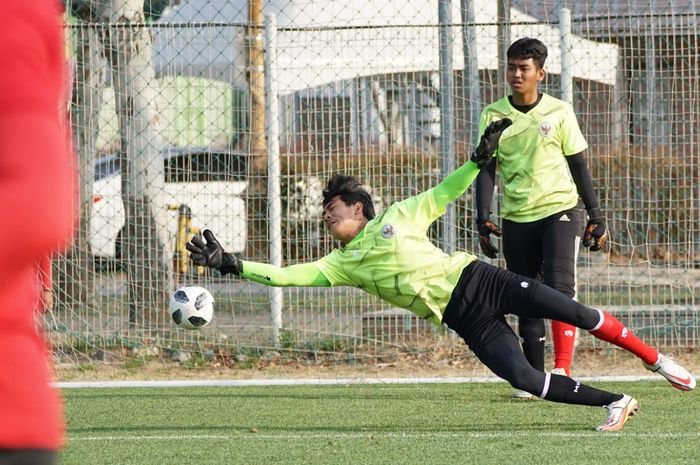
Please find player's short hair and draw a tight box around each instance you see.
[507,37,548,69]
[322,174,376,220]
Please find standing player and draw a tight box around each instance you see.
[0,1,76,464]
[474,38,606,397]
[37,255,54,312]
[187,119,694,433]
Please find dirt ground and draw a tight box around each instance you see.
[54,349,700,382]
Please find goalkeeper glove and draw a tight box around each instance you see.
[186,229,243,276]
[582,207,608,252]
[470,118,513,169]
[477,219,502,259]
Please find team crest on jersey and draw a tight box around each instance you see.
[539,121,553,137]
[380,224,396,239]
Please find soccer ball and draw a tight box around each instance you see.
[168,285,214,330]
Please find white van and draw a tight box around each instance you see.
[90,148,247,262]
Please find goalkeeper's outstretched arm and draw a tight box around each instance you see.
[431,160,482,210]
[186,230,331,287]
[432,118,512,210]
[238,260,331,287]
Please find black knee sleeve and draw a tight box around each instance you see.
[528,283,600,330]
[518,317,545,371]
[508,365,547,394]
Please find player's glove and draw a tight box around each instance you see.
[186,229,243,276]
[477,219,502,259]
[470,118,513,169]
[582,207,608,252]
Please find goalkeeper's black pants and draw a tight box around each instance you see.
[502,206,584,372]
[443,260,621,406]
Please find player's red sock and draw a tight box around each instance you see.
[589,310,658,365]
[552,320,576,375]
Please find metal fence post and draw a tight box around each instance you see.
[461,0,481,146]
[264,14,283,347]
[439,0,456,254]
[559,8,573,105]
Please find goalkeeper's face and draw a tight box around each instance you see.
[322,196,367,243]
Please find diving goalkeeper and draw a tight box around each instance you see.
[187,119,695,433]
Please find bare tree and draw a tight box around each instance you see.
[245,0,269,261]
[93,0,172,327]
[56,23,105,314]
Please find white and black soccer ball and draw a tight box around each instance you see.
[168,285,214,330]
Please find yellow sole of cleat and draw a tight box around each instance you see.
[597,399,640,432]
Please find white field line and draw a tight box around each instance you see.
[55,375,660,389]
[68,431,700,442]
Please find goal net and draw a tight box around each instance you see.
[51,0,699,378]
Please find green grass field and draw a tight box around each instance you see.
[62,381,700,465]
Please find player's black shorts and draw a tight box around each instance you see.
[442,260,540,352]
[502,205,584,298]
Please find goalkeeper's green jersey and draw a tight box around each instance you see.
[479,93,588,222]
[239,162,481,326]
[314,188,477,325]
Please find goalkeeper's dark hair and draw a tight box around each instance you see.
[322,174,376,220]
[507,37,548,69]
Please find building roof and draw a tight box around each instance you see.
[512,1,700,36]
[153,0,619,91]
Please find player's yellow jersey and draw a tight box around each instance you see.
[314,189,477,325]
[479,93,588,222]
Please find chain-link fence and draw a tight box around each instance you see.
[51,1,699,374]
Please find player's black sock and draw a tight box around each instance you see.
[0,449,57,465]
[543,374,623,406]
[519,317,545,371]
